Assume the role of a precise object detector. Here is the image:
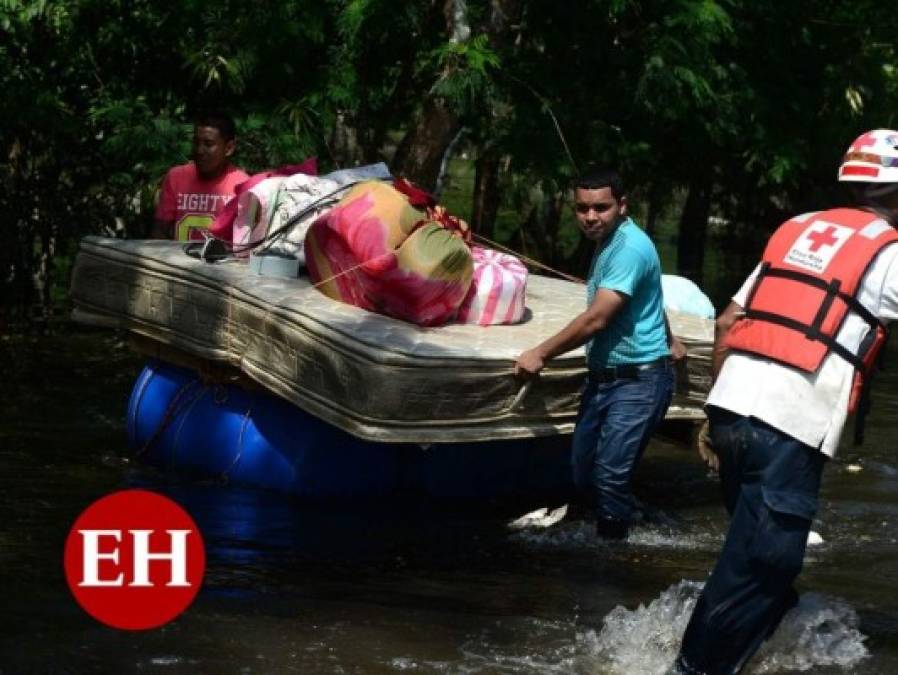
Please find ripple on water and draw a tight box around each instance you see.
[580,580,868,674]
[509,518,723,553]
[385,617,579,674]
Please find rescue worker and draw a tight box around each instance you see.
[670,129,898,674]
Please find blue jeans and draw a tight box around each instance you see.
[571,363,674,527]
[671,407,826,675]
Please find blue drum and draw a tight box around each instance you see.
[127,361,572,499]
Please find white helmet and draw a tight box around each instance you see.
[839,129,898,183]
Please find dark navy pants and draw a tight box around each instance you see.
[571,363,674,529]
[671,406,826,675]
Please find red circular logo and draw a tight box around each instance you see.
[64,489,205,630]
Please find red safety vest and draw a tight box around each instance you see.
[725,208,898,414]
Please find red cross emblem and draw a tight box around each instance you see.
[806,225,840,252]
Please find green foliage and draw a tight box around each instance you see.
[4,0,898,323]
[240,113,319,170]
[429,34,501,113]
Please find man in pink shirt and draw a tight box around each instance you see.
[152,112,249,241]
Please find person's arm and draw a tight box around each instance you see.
[696,299,744,472]
[711,300,745,383]
[514,288,627,378]
[664,313,687,362]
[697,266,755,470]
[708,263,761,381]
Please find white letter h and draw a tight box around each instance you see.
[128,530,192,587]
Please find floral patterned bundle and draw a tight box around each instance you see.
[304,181,474,327]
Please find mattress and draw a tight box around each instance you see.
[70,237,713,442]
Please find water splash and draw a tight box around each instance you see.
[579,580,701,675]
[752,593,869,672]
[580,581,868,674]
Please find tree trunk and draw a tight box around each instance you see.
[677,177,712,284]
[392,0,524,192]
[471,148,501,240]
[488,0,524,49]
[38,225,53,323]
[542,191,565,269]
[359,0,446,164]
[361,60,415,164]
[391,97,462,192]
[434,126,465,197]
[645,184,662,239]
[330,111,363,169]
[9,139,37,324]
[516,185,566,273]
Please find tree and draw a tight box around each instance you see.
[4,0,898,325]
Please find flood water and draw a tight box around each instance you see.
[1,328,896,674]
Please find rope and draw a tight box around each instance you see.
[471,233,585,284]
[309,251,391,290]
[308,233,585,291]
[220,399,254,482]
[190,172,585,289]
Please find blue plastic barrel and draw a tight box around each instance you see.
[127,361,572,499]
[127,360,401,497]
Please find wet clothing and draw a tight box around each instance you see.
[155,162,249,241]
[585,218,670,369]
[572,363,674,526]
[671,407,825,675]
[674,208,898,673]
[577,217,673,535]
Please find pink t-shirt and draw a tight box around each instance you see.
[154,162,249,241]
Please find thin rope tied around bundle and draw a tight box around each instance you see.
[310,228,585,291]
[471,232,585,284]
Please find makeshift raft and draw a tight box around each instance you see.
[72,236,712,438]
[128,359,574,498]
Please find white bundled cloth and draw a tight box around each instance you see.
[232,163,393,263]
[661,274,716,319]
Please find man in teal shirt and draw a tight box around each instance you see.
[515,168,677,539]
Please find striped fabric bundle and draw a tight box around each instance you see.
[456,246,528,325]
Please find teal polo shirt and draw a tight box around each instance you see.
[585,217,670,369]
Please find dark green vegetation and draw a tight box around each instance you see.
[3,1,897,326]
